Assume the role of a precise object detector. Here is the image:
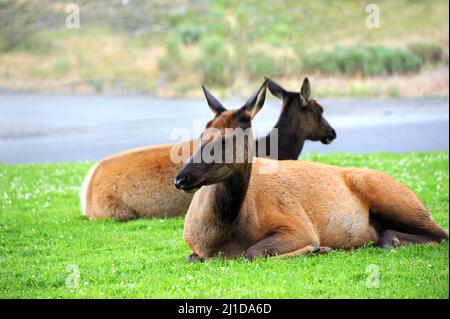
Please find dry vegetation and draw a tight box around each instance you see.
[0,0,448,98]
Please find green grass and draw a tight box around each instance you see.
[0,152,448,298]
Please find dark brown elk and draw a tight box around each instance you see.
[259,78,336,160]
[81,78,336,220]
[175,79,448,261]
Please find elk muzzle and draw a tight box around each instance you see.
[174,172,201,193]
[322,128,337,145]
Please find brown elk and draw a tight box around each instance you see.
[81,78,336,220]
[175,79,448,261]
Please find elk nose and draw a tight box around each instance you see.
[330,128,337,140]
[174,174,190,190]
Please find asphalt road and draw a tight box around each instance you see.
[0,94,448,163]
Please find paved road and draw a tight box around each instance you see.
[0,94,448,163]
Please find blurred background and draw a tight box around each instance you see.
[0,0,448,163]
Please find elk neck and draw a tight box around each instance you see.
[257,100,306,160]
[211,161,252,225]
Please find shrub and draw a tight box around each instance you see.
[0,1,39,52]
[244,51,286,79]
[408,43,443,65]
[303,50,340,74]
[177,25,203,45]
[196,35,237,86]
[157,37,183,80]
[302,45,422,76]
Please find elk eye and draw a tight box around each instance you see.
[317,105,324,114]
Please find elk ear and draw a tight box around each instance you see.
[243,78,269,119]
[300,77,311,107]
[202,85,227,115]
[268,79,287,100]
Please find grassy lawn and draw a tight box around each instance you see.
[0,152,448,298]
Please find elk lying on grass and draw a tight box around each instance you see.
[175,79,449,261]
[81,78,336,220]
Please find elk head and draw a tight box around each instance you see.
[268,77,336,145]
[174,79,269,193]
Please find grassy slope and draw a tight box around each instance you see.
[0,152,448,298]
[0,0,448,97]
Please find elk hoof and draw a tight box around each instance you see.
[392,237,400,248]
[312,246,333,254]
[187,253,203,263]
[379,238,400,250]
[243,251,256,261]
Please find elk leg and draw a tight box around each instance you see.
[348,169,449,242]
[377,229,441,249]
[271,245,334,259]
[311,246,334,254]
[93,196,138,221]
[243,231,321,260]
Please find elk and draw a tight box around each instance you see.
[175,79,448,261]
[81,78,336,220]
